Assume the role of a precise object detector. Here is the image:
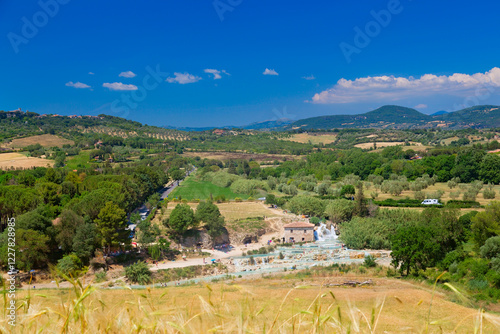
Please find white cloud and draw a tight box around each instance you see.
[166,72,202,84]
[263,68,279,76]
[414,104,428,109]
[102,82,138,91]
[88,72,94,75]
[311,67,500,104]
[303,75,316,80]
[222,70,230,76]
[119,71,136,78]
[204,69,222,79]
[66,81,91,89]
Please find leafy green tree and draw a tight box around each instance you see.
[166,203,196,237]
[56,209,84,253]
[287,195,325,217]
[479,154,500,184]
[265,194,277,205]
[324,199,355,224]
[35,182,61,205]
[95,201,128,254]
[0,229,50,271]
[480,236,500,259]
[137,220,160,248]
[16,209,52,233]
[471,202,500,247]
[354,182,368,217]
[72,223,99,263]
[340,184,355,198]
[452,147,485,183]
[170,169,185,185]
[125,261,152,284]
[57,253,83,276]
[391,225,441,276]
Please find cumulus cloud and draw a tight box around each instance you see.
[88,72,94,75]
[119,71,136,78]
[65,81,91,89]
[311,67,500,104]
[102,82,138,91]
[204,69,230,80]
[263,68,279,76]
[204,69,221,79]
[303,75,316,80]
[166,72,202,84]
[414,104,428,109]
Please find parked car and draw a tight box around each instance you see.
[421,199,442,205]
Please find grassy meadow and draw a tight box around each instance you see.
[168,178,249,201]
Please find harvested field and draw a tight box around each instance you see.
[355,141,425,150]
[3,134,74,148]
[283,133,337,144]
[155,201,277,224]
[0,152,53,169]
[182,151,300,162]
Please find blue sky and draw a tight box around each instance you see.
[1,0,500,127]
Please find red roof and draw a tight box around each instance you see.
[284,221,315,229]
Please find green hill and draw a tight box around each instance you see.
[287,105,500,130]
[288,105,430,130]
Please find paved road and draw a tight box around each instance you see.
[159,167,195,200]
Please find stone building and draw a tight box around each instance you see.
[283,221,315,243]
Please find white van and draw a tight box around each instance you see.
[421,199,442,205]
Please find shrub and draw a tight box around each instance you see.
[414,191,426,201]
[483,184,496,199]
[480,236,500,259]
[57,254,83,277]
[95,271,107,283]
[125,261,152,284]
[363,255,377,268]
[234,197,242,202]
[446,200,481,208]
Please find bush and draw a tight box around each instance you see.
[57,254,83,277]
[480,236,500,259]
[414,191,426,201]
[125,261,152,284]
[363,255,377,268]
[446,200,481,208]
[95,271,107,283]
[483,185,496,199]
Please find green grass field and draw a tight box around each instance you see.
[65,150,92,170]
[168,178,249,200]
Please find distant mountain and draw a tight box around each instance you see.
[163,118,293,132]
[430,110,449,116]
[434,105,500,128]
[242,118,293,130]
[287,105,430,130]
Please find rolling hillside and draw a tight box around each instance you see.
[286,105,500,130]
